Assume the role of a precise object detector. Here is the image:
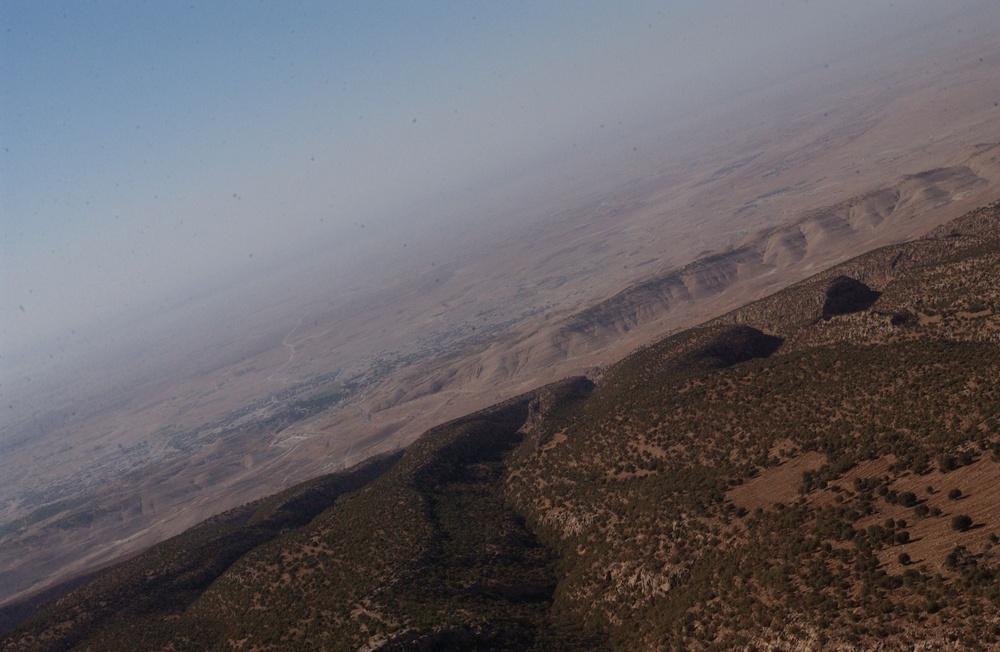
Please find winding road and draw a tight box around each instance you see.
[266,307,315,384]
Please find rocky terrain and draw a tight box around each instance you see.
[5,201,999,650]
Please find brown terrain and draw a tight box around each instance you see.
[2,7,1000,614]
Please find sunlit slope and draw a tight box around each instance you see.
[506,202,1000,649]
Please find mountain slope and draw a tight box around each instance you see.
[505,202,1000,649]
[371,153,998,412]
[4,202,1000,650]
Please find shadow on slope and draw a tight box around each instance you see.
[820,276,881,320]
[5,380,605,651]
[0,452,402,648]
[691,325,785,369]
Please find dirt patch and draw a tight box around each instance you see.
[871,457,1000,574]
[956,309,993,319]
[541,432,568,452]
[728,451,826,511]
[792,454,1000,573]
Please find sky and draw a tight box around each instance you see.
[0,0,965,367]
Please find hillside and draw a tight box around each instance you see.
[4,202,1000,650]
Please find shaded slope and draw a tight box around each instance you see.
[3,381,601,651]
[1,452,402,649]
[175,379,601,652]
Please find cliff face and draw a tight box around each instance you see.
[5,203,1000,651]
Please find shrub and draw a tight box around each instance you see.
[951,514,973,532]
[898,552,911,566]
[947,488,962,500]
[939,455,958,473]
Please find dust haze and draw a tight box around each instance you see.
[2,0,974,368]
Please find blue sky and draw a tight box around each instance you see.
[0,1,961,359]
[3,3,553,245]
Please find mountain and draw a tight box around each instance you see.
[365,149,1000,422]
[3,136,998,617]
[4,201,999,650]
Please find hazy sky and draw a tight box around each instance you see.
[0,1,968,362]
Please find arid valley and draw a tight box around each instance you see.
[3,4,1000,647]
